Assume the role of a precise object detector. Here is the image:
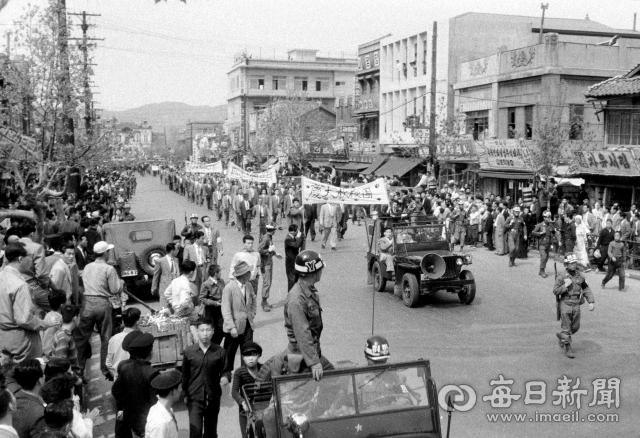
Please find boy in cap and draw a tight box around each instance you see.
[145,370,181,438]
[230,342,263,438]
[112,332,159,438]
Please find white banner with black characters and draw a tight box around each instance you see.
[301,176,389,205]
[226,162,277,184]
[185,161,223,174]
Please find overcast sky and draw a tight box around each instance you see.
[0,0,638,111]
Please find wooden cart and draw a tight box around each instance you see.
[139,317,194,370]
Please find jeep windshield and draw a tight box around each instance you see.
[274,361,439,437]
[393,224,447,253]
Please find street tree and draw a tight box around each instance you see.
[251,92,334,168]
[0,1,110,241]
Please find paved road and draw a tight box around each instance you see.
[86,174,639,438]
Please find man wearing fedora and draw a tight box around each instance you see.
[74,241,123,381]
[221,261,256,374]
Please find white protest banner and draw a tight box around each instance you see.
[185,161,223,174]
[226,161,277,184]
[301,177,389,205]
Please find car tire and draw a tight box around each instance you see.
[402,273,420,307]
[372,261,387,292]
[458,270,476,305]
[137,244,167,276]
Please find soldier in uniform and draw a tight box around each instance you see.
[284,250,325,381]
[553,254,595,358]
[181,214,202,240]
[449,201,467,252]
[505,206,527,267]
[532,210,559,278]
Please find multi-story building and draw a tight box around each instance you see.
[226,49,357,162]
[449,13,640,198]
[113,121,153,156]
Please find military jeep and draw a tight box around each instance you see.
[366,218,476,307]
[103,219,175,295]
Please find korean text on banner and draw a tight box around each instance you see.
[301,177,390,205]
[185,161,223,174]
[226,162,277,184]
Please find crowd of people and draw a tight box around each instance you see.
[0,160,636,438]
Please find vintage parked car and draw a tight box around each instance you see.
[103,218,175,295]
[243,359,443,438]
[366,218,476,307]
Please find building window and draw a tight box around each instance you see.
[335,81,345,86]
[524,105,533,139]
[272,76,286,90]
[423,40,427,74]
[466,110,489,140]
[569,104,584,140]
[295,77,308,91]
[250,76,264,90]
[606,111,640,145]
[315,78,329,92]
[507,107,516,138]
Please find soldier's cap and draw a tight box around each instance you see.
[122,331,143,352]
[233,261,251,277]
[129,332,154,349]
[93,241,114,254]
[512,206,521,213]
[190,213,198,219]
[151,369,181,391]
[124,204,131,209]
[266,223,276,231]
[241,341,263,356]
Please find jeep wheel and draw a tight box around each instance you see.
[402,273,420,307]
[458,270,476,305]
[137,244,167,276]
[372,262,387,292]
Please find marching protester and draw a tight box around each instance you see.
[284,224,304,292]
[257,223,278,312]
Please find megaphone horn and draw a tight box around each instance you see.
[421,254,446,279]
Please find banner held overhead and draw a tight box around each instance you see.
[301,176,390,205]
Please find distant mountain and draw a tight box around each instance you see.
[101,102,227,131]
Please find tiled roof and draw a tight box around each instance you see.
[586,64,640,98]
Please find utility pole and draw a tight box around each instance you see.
[428,21,438,167]
[57,0,75,154]
[68,11,102,138]
[539,3,549,43]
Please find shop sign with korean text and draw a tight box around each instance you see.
[226,162,277,184]
[437,135,477,161]
[571,149,639,176]
[483,139,534,171]
[301,176,389,205]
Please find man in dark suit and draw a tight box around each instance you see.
[238,193,253,235]
[75,234,89,272]
[303,204,318,242]
[284,224,303,291]
[221,261,256,374]
[112,333,159,438]
[151,243,180,309]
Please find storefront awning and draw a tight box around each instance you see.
[374,157,423,177]
[309,161,331,169]
[477,170,533,180]
[362,155,389,175]
[333,162,370,172]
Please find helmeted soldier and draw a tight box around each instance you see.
[284,250,325,381]
[532,210,559,277]
[505,206,527,267]
[553,253,595,358]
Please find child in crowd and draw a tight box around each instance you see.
[230,342,263,438]
[42,289,67,357]
[49,305,81,379]
[199,264,225,346]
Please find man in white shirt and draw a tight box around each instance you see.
[228,235,261,294]
[163,261,197,317]
[105,308,141,380]
[146,370,181,438]
[50,244,77,303]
